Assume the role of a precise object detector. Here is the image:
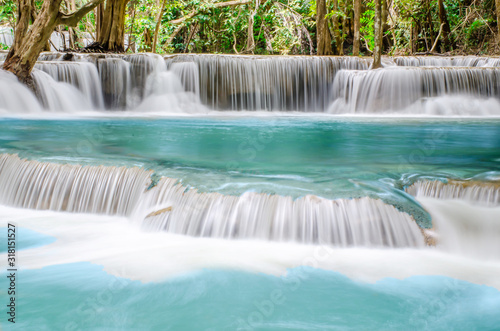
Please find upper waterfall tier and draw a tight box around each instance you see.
[331,67,500,114]
[164,54,370,111]
[407,180,500,207]
[0,153,424,248]
[1,53,500,114]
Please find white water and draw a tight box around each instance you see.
[34,61,104,108]
[1,53,500,115]
[32,70,92,111]
[419,197,500,259]
[0,154,423,247]
[330,67,500,114]
[394,56,500,67]
[0,70,42,113]
[165,54,370,111]
[408,180,500,206]
[2,205,500,288]
[97,58,131,109]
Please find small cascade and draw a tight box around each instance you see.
[0,153,423,247]
[170,62,200,99]
[137,177,424,247]
[393,56,500,67]
[416,196,500,259]
[32,70,92,111]
[97,58,131,109]
[37,52,65,61]
[165,54,370,111]
[0,154,151,215]
[0,70,43,113]
[124,53,166,105]
[34,61,104,108]
[407,180,500,206]
[138,67,206,113]
[330,67,500,113]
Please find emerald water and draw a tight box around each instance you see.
[1,53,500,330]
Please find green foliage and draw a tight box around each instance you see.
[0,0,16,25]
[0,0,498,55]
[360,1,375,53]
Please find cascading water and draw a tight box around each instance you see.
[0,153,423,247]
[32,70,93,111]
[393,56,500,67]
[97,58,132,109]
[34,61,104,108]
[407,180,500,206]
[0,70,42,113]
[2,52,500,114]
[165,54,370,111]
[330,67,500,114]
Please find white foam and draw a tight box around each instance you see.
[2,205,499,289]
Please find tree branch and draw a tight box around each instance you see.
[59,0,105,27]
[430,23,444,53]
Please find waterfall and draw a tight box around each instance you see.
[136,177,424,247]
[0,153,424,247]
[32,70,92,111]
[165,54,370,111]
[330,67,500,114]
[0,70,43,113]
[2,53,500,114]
[407,180,500,207]
[97,58,132,109]
[34,61,104,108]
[393,56,500,67]
[407,179,500,258]
[0,154,151,215]
[170,62,201,99]
[124,53,166,106]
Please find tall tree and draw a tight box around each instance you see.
[316,0,332,55]
[3,0,103,85]
[372,0,382,69]
[152,0,167,53]
[496,0,500,42]
[437,0,451,51]
[97,0,130,51]
[353,0,361,56]
[331,0,343,54]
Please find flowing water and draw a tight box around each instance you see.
[1,53,500,330]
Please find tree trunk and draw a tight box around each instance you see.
[496,0,500,42]
[353,0,361,56]
[3,0,104,85]
[97,0,130,52]
[245,0,259,53]
[143,28,153,52]
[331,0,343,55]
[437,0,451,51]
[95,4,104,41]
[372,0,382,69]
[316,0,332,55]
[152,0,167,53]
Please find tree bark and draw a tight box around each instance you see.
[316,0,332,55]
[97,0,130,52]
[245,0,259,53]
[437,0,451,51]
[353,0,361,56]
[3,0,104,84]
[372,0,382,69]
[152,0,167,53]
[496,0,500,42]
[331,0,342,55]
